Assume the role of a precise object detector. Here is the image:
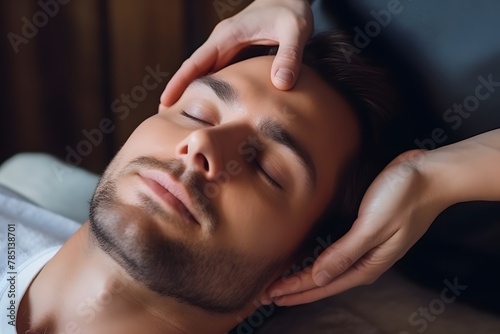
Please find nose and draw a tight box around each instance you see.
[175,128,224,180]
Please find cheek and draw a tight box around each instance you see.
[119,115,184,161]
[214,186,313,260]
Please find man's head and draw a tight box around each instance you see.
[89,32,397,314]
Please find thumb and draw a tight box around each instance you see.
[312,231,373,286]
[271,37,305,90]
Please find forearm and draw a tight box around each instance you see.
[423,128,500,208]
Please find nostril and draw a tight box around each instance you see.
[202,155,209,171]
[178,144,188,155]
[195,153,210,172]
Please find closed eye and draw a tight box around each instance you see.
[253,161,283,189]
[181,109,283,189]
[181,110,213,126]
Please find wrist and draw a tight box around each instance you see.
[387,149,451,220]
[418,130,500,207]
[417,149,460,212]
[397,150,451,221]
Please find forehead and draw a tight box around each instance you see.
[211,56,357,135]
[187,57,359,135]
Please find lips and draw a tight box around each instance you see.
[138,169,199,226]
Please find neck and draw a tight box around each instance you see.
[17,222,245,334]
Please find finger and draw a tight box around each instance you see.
[310,228,377,287]
[274,255,394,306]
[267,267,317,299]
[275,233,410,306]
[271,23,310,90]
[266,252,369,302]
[160,44,219,106]
[209,21,263,72]
[273,268,368,306]
[266,229,374,298]
[267,227,381,297]
[271,39,303,90]
[161,19,255,106]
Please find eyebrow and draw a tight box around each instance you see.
[193,75,317,191]
[193,76,238,105]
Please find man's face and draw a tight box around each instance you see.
[89,56,360,313]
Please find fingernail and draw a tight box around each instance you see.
[272,296,286,306]
[260,297,273,305]
[268,289,283,299]
[274,68,294,84]
[314,270,332,286]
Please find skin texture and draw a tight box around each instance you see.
[17,56,361,334]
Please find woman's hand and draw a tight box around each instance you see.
[267,149,447,305]
[160,0,313,106]
[268,127,500,305]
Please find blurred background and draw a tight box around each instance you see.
[0,0,252,173]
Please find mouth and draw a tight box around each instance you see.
[137,169,200,226]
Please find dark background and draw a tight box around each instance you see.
[0,0,252,173]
